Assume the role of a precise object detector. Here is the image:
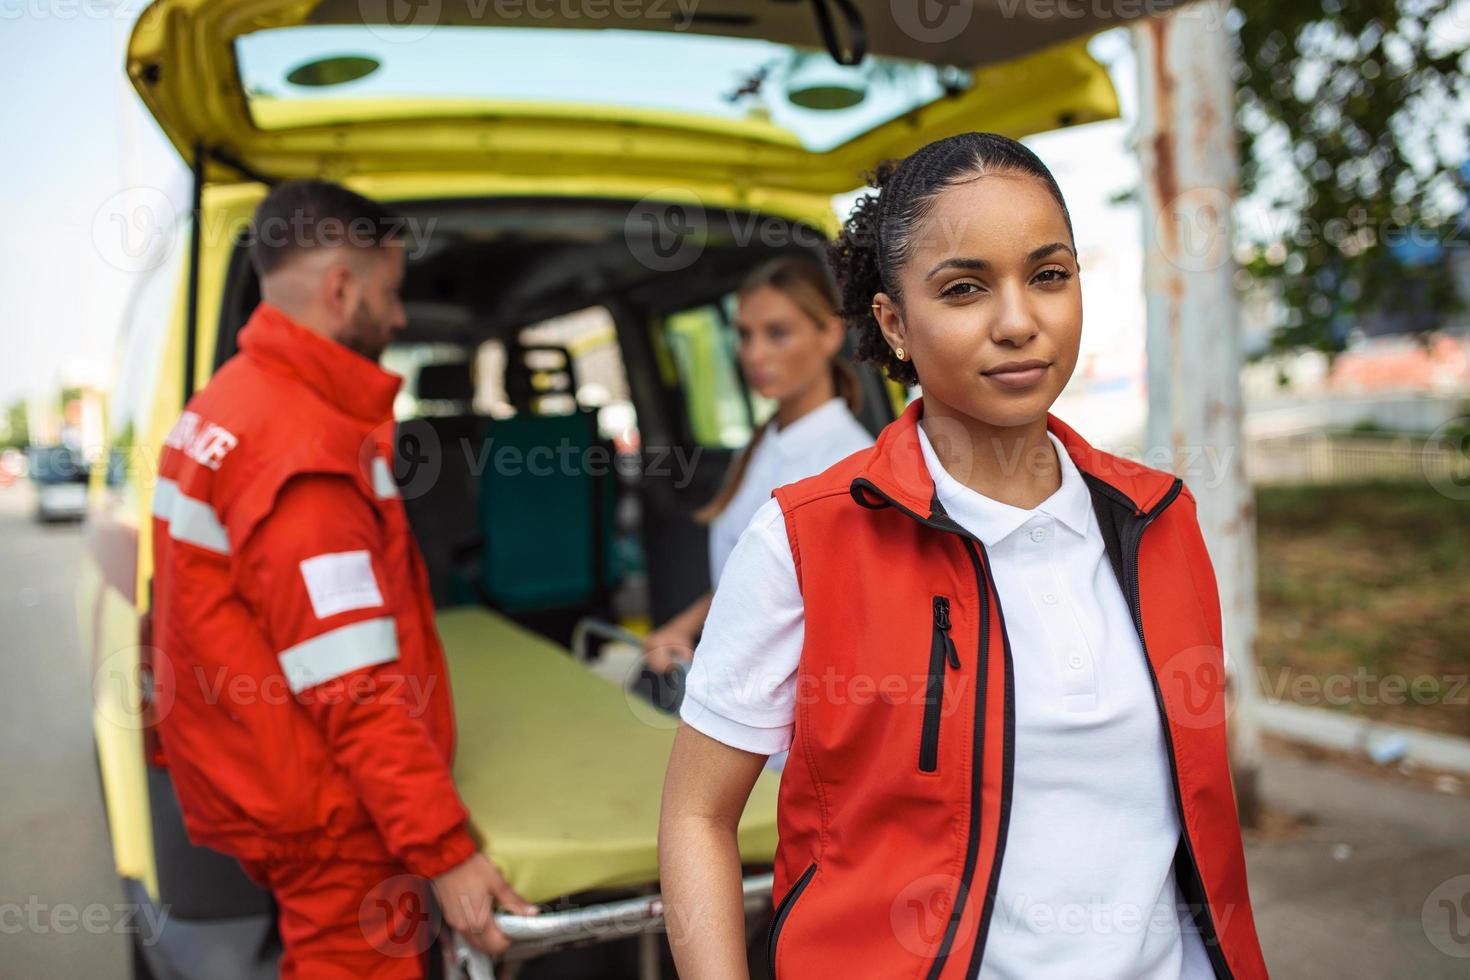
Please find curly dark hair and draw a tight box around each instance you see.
[825,133,1075,386]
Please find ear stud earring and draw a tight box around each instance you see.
[895,347,906,360]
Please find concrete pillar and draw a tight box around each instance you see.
[1132,0,1263,824]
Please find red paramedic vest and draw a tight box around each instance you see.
[766,397,1269,980]
[150,303,475,878]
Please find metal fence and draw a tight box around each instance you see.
[1247,432,1469,487]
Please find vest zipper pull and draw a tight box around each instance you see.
[933,597,960,668]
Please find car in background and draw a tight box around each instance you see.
[29,444,89,522]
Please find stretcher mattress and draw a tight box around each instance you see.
[438,607,782,903]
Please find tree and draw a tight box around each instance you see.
[1229,0,1468,356]
[0,400,28,450]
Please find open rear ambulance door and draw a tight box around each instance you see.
[126,0,1164,624]
[125,0,1151,193]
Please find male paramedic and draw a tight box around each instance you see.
[151,179,535,976]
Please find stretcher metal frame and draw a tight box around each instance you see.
[448,873,775,979]
[444,619,767,979]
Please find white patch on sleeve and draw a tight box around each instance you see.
[299,550,385,620]
[371,457,400,499]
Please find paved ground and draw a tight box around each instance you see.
[1248,752,1470,977]
[0,484,127,980]
[0,481,1466,978]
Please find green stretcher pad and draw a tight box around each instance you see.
[438,607,781,904]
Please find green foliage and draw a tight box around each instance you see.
[1229,0,1468,355]
[0,401,27,450]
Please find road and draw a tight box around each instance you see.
[0,484,127,980]
[0,481,1466,978]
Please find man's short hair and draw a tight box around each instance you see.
[248,179,400,278]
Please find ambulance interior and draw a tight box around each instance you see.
[220,197,893,644]
[210,197,895,976]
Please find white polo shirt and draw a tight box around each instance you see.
[706,397,873,589]
[681,422,1222,979]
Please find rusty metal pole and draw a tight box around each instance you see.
[1132,0,1263,825]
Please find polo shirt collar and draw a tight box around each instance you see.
[850,397,1179,520]
[916,420,1093,547]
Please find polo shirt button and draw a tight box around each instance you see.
[1043,592,1058,604]
[1068,654,1083,669]
[1029,527,1047,543]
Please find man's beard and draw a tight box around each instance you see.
[344,298,387,362]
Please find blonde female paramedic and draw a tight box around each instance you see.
[658,132,1270,980]
[640,256,873,689]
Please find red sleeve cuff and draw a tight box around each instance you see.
[399,823,479,879]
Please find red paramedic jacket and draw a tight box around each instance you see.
[150,303,476,879]
[765,397,1270,980]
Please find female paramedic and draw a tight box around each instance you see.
[640,256,873,678]
[658,132,1270,980]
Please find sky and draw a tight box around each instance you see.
[0,9,188,410]
[0,11,1145,419]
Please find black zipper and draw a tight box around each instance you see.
[851,478,1007,980]
[1119,478,1235,980]
[920,595,961,773]
[767,860,817,978]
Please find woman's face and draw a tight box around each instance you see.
[874,172,1082,430]
[734,285,843,403]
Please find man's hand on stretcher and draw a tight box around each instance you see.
[431,853,539,956]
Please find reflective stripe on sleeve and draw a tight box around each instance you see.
[152,477,231,555]
[371,457,399,499]
[277,617,399,694]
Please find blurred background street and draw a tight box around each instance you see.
[1,484,126,980]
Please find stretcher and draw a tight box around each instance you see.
[436,608,782,977]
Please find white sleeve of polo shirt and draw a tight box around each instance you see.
[679,497,803,756]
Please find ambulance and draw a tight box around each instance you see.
[80,1,1129,976]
